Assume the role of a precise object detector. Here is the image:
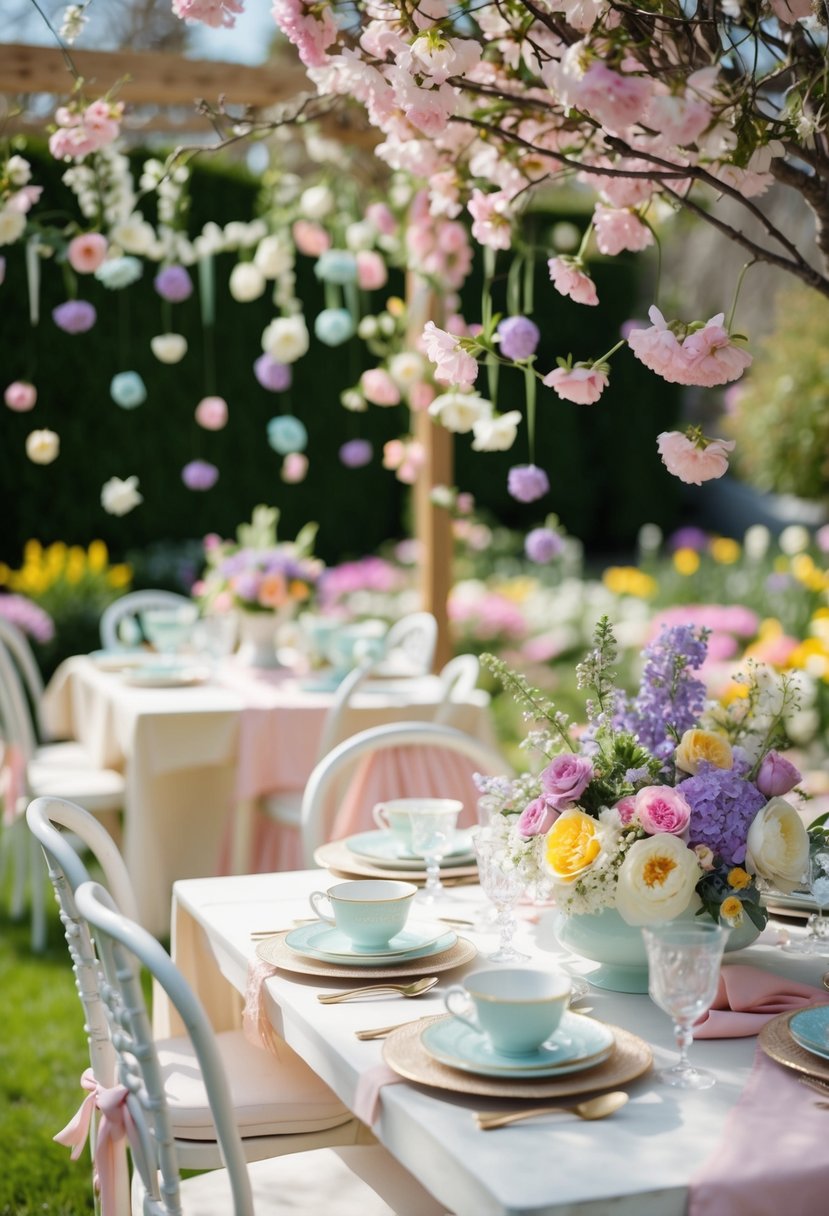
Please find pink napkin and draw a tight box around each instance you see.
[688,1045,829,1215]
[242,959,283,1056]
[693,964,829,1038]
[353,1064,405,1125]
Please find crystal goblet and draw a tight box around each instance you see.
[642,920,729,1090]
[407,800,462,906]
[782,849,829,956]
[472,831,529,963]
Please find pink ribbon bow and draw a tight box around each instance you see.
[54,1067,139,1216]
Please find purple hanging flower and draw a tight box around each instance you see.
[52,300,97,333]
[497,316,540,361]
[154,265,193,303]
[182,460,219,490]
[339,439,373,468]
[254,354,292,392]
[525,527,564,563]
[508,464,550,503]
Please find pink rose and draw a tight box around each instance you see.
[67,232,108,274]
[634,785,692,836]
[543,365,608,404]
[614,796,637,824]
[657,430,735,485]
[4,381,37,411]
[195,396,228,430]
[548,257,599,307]
[756,751,801,798]
[516,796,557,838]
[540,753,594,811]
[356,250,388,291]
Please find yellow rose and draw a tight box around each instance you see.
[543,810,602,884]
[675,729,733,775]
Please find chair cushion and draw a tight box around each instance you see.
[261,791,302,827]
[28,752,124,812]
[157,1029,352,1139]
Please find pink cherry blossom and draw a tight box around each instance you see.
[681,313,753,387]
[467,189,513,251]
[421,321,479,387]
[67,232,108,274]
[548,257,599,306]
[172,0,244,28]
[656,430,736,485]
[593,205,654,256]
[543,365,608,404]
[627,307,692,382]
[383,437,426,484]
[646,91,712,147]
[6,186,42,214]
[271,0,337,66]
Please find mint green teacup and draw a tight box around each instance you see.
[373,798,463,855]
[309,879,417,950]
[445,968,571,1056]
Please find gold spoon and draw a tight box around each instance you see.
[355,1021,415,1040]
[318,976,439,1004]
[475,1091,628,1130]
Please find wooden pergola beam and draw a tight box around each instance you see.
[0,42,310,108]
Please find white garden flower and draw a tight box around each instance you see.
[779,525,811,556]
[229,262,266,302]
[745,798,810,892]
[261,315,310,364]
[0,208,26,246]
[429,391,493,434]
[615,834,701,925]
[101,475,143,516]
[26,429,60,465]
[471,410,522,451]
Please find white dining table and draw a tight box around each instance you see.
[41,657,494,936]
[165,869,825,1216]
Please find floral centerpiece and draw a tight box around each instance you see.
[480,619,811,961]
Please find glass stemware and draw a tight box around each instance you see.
[407,802,462,906]
[472,831,529,963]
[642,920,728,1090]
[782,848,829,956]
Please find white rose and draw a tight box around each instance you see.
[229,262,266,302]
[254,234,293,279]
[429,391,493,435]
[0,208,26,246]
[7,155,32,186]
[471,410,522,452]
[261,315,309,364]
[388,351,426,389]
[26,429,60,465]
[745,797,810,892]
[150,333,188,364]
[299,184,334,219]
[101,475,143,516]
[615,834,701,926]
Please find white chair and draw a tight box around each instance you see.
[0,641,125,951]
[99,589,192,650]
[27,796,367,1175]
[377,611,437,676]
[0,617,48,740]
[71,878,441,1215]
[433,655,481,725]
[299,719,510,867]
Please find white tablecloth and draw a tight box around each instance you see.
[42,658,495,935]
[167,870,826,1216]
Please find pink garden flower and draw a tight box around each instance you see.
[634,785,692,836]
[541,753,594,811]
[67,232,108,274]
[657,430,736,485]
[593,205,654,256]
[543,364,609,404]
[548,257,599,306]
[292,220,331,257]
[517,796,558,838]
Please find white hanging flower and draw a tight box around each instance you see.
[471,410,523,451]
[0,208,26,246]
[101,475,143,516]
[299,184,335,220]
[26,429,60,465]
[254,234,294,279]
[388,351,426,390]
[110,214,155,255]
[261,315,310,364]
[150,333,188,364]
[6,156,32,186]
[429,390,493,435]
[229,262,266,302]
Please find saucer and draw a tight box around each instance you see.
[420,1011,614,1078]
[284,921,456,966]
[789,1006,829,1061]
[346,829,474,870]
[122,664,210,688]
[89,649,151,671]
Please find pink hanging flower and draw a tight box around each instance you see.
[292,220,331,257]
[548,257,599,307]
[355,250,388,291]
[281,452,309,483]
[656,429,736,485]
[467,189,513,251]
[681,313,753,387]
[4,381,37,411]
[171,0,244,28]
[421,321,478,387]
[543,363,609,404]
[194,396,228,430]
[592,205,654,256]
[67,233,108,274]
[360,368,401,406]
[383,437,425,484]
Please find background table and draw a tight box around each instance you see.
[42,658,495,935]
[167,870,826,1216]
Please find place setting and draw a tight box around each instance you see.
[254,876,478,981]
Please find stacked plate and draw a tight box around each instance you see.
[346,828,475,871]
[122,663,211,688]
[284,919,457,967]
[419,1011,615,1079]
[788,1006,829,1062]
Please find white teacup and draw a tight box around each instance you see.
[308,879,416,950]
[444,968,571,1056]
[373,798,463,854]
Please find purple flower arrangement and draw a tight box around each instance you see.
[480,618,811,931]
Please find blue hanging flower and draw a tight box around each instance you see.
[314,308,355,347]
[95,257,144,290]
[267,415,308,455]
[110,371,147,409]
[314,249,358,285]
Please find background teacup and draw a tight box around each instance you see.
[444,968,571,1055]
[373,798,463,855]
[308,879,416,950]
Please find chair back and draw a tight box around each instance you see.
[74,880,255,1216]
[380,612,437,676]
[0,618,46,739]
[0,635,37,764]
[433,655,481,725]
[300,719,509,866]
[99,589,192,650]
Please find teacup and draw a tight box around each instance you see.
[308,879,417,950]
[444,968,571,1056]
[373,798,464,855]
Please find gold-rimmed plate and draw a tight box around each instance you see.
[256,930,476,979]
[759,1006,829,1082]
[314,839,478,885]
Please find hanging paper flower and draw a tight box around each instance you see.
[292,220,331,257]
[525,527,565,563]
[52,300,96,333]
[25,429,59,464]
[110,372,147,409]
[150,333,188,364]
[101,475,143,516]
[4,381,37,411]
[261,315,309,364]
[360,368,401,406]
[67,232,108,274]
[507,463,550,503]
[195,396,228,430]
[339,439,373,468]
[228,262,267,302]
[253,353,292,392]
[282,453,309,483]
[154,264,193,302]
[497,316,541,361]
[355,250,388,291]
[314,308,355,346]
[267,414,308,455]
[182,460,219,490]
[314,249,358,285]
[95,256,144,290]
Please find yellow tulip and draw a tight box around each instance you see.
[672,548,700,576]
[710,537,740,564]
[602,566,658,598]
[0,563,9,584]
[107,565,132,588]
[87,539,109,573]
[23,539,42,564]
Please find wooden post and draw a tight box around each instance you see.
[406,272,453,672]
